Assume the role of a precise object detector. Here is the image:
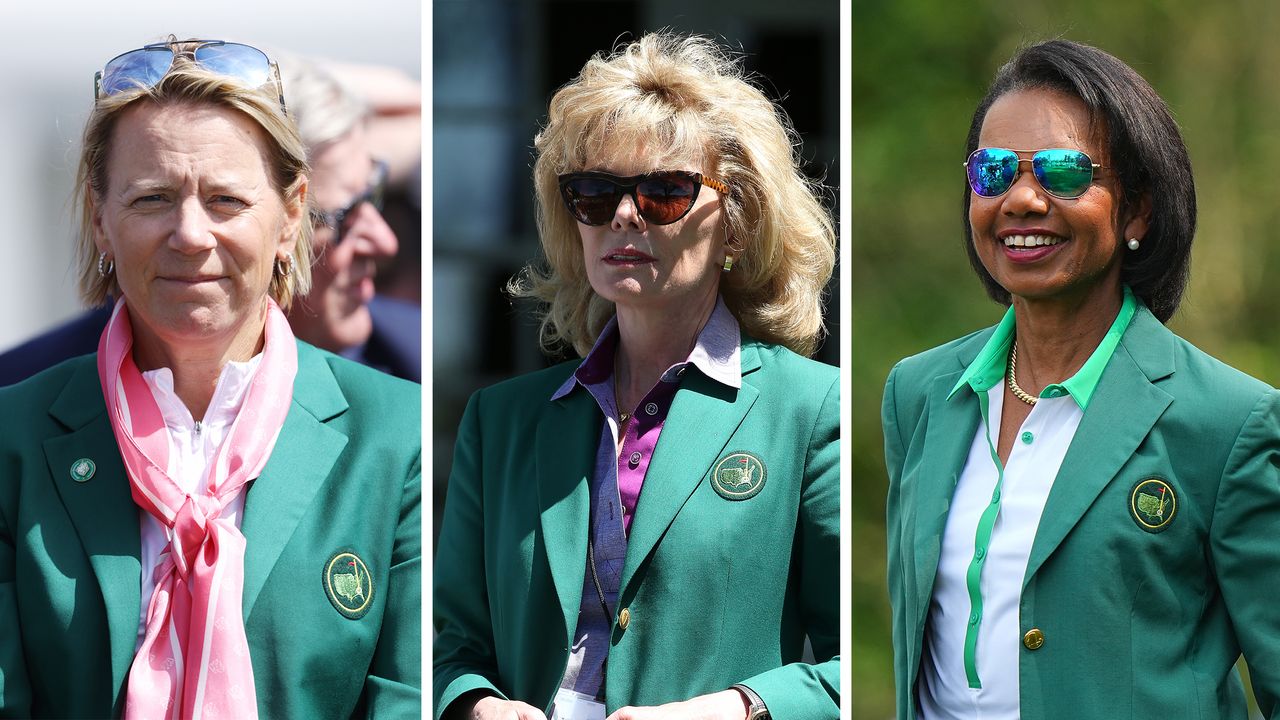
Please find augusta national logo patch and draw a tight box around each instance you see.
[1129,477,1177,533]
[323,550,375,619]
[711,452,766,500]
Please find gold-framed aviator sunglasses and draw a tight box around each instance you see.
[94,38,287,114]
[964,147,1105,199]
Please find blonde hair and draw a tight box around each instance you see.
[512,32,836,357]
[77,46,313,309]
[274,51,367,149]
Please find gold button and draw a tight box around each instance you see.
[1023,628,1044,650]
[618,607,631,630]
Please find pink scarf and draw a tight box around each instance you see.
[98,299,297,720]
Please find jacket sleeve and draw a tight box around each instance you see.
[1210,388,1280,717]
[362,449,423,717]
[737,375,840,720]
[881,362,913,719]
[0,447,32,718]
[433,390,507,719]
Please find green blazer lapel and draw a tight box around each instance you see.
[42,360,141,699]
[620,345,762,594]
[910,369,979,627]
[535,388,596,631]
[1024,309,1175,585]
[241,345,349,618]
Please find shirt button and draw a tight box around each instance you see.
[991,490,1001,504]
[628,451,642,467]
[618,607,631,630]
[645,402,659,416]
[1048,388,1062,398]
[1021,431,1034,444]
[969,612,980,625]
[1023,628,1045,650]
[974,547,985,560]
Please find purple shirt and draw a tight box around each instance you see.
[549,297,741,700]
[551,297,743,532]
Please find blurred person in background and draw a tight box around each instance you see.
[0,37,419,717]
[882,39,1280,719]
[279,52,421,381]
[434,32,839,720]
[0,50,421,384]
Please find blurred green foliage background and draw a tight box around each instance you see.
[852,1,1280,716]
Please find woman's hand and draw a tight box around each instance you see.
[466,695,549,720]
[605,690,749,720]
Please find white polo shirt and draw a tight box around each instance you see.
[917,288,1136,718]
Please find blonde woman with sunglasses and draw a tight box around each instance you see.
[435,33,838,720]
[883,40,1280,719]
[0,38,420,717]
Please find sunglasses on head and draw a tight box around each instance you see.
[95,39,286,114]
[964,148,1104,200]
[557,170,730,226]
[312,159,389,244]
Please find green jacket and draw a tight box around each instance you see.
[883,305,1280,719]
[434,339,839,719]
[0,342,421,718]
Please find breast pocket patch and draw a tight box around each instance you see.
[711,452,766,500]
[1129,477,1177,533]
[323,550,375,619]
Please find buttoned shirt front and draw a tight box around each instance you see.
[550,298,741,702]
[918,288,1136,719]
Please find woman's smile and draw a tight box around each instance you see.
[969,88,1130,304]
[998,229,1067,263]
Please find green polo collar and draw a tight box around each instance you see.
[947,286,1137,411]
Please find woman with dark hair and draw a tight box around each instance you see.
[883,39,1280,719]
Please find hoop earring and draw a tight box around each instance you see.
[1126,237,1140,251]
[97,251,114,277]
[274,256,294,278]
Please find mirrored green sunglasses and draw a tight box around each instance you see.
[964,147,1104,199]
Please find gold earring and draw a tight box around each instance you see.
[722,255,735,273]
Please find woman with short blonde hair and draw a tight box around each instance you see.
[1,37,419,718]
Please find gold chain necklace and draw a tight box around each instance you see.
[1007,339,1038,406]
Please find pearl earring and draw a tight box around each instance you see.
[1126,238,1140,251]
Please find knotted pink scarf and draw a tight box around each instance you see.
[98,299,296,720]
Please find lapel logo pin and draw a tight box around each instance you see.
[70,458,96,483]
[711,452,766,501]
[1129,477,1177,533]
[323,550,375,619]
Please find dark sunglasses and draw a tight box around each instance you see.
[95,39,286,114]
[557,170,730,226]
[312,160,389,244]
[964,148,1104,200]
